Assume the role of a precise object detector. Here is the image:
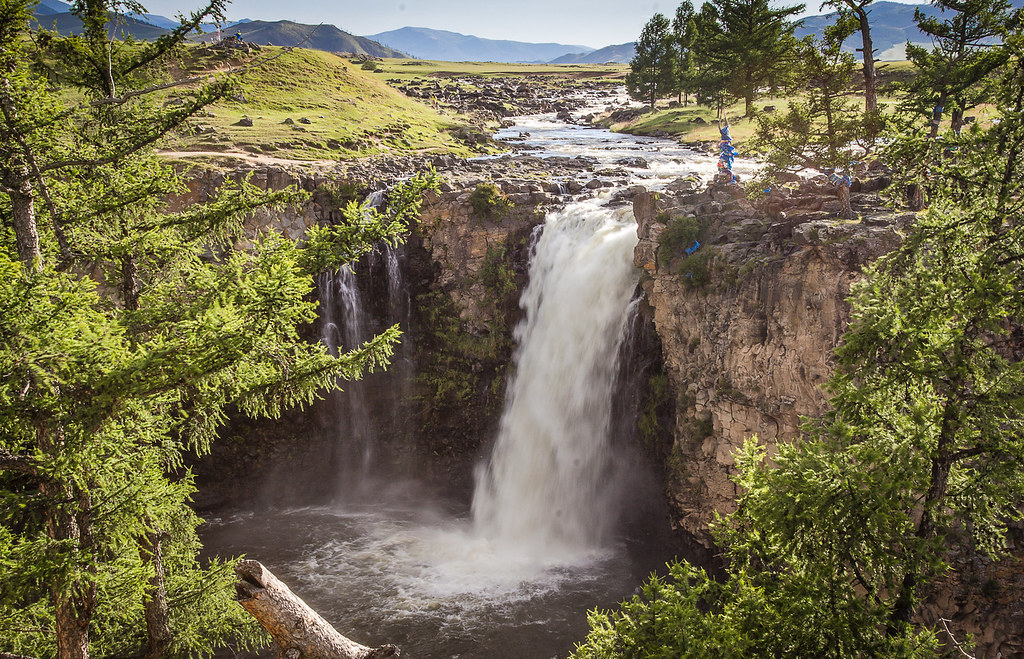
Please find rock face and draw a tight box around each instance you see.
[636,177,1024,658]
[633,178,904,541]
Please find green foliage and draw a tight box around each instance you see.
[0,2,439,656]
[700,0,805,116]
[750,22,880,183]
[316,180,368,208]
[576,36,1024,659]
[638,373,672,451]
[360,60,379,71]
[656,214,712,288]
[628,13,676,109]
[902,0,1016,133]
[469,182,512,220]
[656,214,703,264]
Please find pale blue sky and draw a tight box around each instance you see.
[142,0,920,49]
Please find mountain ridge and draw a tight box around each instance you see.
[366,26,593,63]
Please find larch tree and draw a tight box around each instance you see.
[822,0,881,114]
[707,0,804,116]
[671,1,697,105]
[904,0,1017,137]
[750,17,876,217]
[0,1,437,658]
[627,13,676,110]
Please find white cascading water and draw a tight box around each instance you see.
[472,198,640,558]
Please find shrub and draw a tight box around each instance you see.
[657,214,706,266]
[469,182,512,220]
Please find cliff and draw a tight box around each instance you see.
[633,176,906,540]
[634,177,1023,658]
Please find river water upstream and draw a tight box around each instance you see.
[203,110,754,658]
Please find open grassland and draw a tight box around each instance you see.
[371,58,628,84]
[160,49,629,160]
[601,60,997,145]
[162,47,492,160]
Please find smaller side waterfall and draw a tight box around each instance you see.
[472,199,640,558]
[314,189,416,493]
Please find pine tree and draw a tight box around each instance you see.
[0,2,438,657]
[905,0,1017,136]
[627,13,675,110]
[706,0,804,116]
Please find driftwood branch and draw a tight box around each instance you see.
[235,560,399,659]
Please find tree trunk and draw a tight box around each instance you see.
[5,167,41,270]
[37,421,95,659]
[838,183,853,219]
[235,560,400,659]
[141,530,172,659]
[857,8,877,114]
[929,90,948,139]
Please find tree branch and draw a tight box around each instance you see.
[0,448,38,476]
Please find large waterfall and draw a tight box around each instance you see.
[200,109,734,658]
[472,199,641,557]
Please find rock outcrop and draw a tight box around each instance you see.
[634,177,905,540]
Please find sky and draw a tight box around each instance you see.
[140,0,922,50]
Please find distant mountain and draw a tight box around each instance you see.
[549,42,636,64]
[34,0,71,15]
[796,0,1024,60]
[214,20,407,57]
[31,11,171,40]
[366,26,592,63]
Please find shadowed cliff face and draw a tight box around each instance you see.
[632,180,906,542]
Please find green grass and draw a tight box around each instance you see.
[372,58,628,85]
[162,47,494,159]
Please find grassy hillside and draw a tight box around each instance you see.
[216,21,408,58]
[165,47,487,159]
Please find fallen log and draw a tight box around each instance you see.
[235,560,400,659]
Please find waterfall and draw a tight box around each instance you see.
[472,199,640,557]
[315,189,414,488]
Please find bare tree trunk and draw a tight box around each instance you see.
[141,530,172,659]
[838,183,853,219]
[5,167,41,270]
[235,561,400,659]
[856,8,877,114]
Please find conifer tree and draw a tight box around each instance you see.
[706,0,804,116]
[0,1,437,657]
[627,13,675,110]
[750,18,880,216]
[905,0,1017,136]
[822,0,881,114]
[671,1,696,105]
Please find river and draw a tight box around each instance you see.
[202,109,753,658]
